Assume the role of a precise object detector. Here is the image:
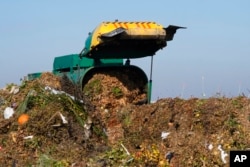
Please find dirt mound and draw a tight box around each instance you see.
[1,73,250,166]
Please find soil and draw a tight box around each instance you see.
[0,72,250,167]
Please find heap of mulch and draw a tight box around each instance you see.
[83,71,147,144]
[83,72,146,110]
[0,79,102,166]
[117,97,250,166]
[1,72,250,166]
[39,72,61,90]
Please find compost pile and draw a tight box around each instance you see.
[1,72,250,167]
[83,70,147,108]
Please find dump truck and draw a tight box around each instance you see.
[28,21,184,104]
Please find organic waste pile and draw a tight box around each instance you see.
[1,72,250,167]
[82,69,147,108]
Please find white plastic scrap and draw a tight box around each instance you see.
[218,145,228,164]
[45,86,59,95]
[59,112,68,124]
[103,128,108,136]
[84,123,91,130]
[208,144,213,150]
[161,131,170,140]
[44,86,83,103]
[121,143,130,155]
[3,107,14,119]
[23,135,34,139]
[9,86,19,94]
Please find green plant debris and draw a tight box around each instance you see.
[37,154,69,167]
[83,79,102,96]
[111,86,123,98]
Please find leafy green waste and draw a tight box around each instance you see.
[83,79,102,96]
[111,86,123,98]
[37,154,69,167]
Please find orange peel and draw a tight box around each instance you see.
[18,114,29,125]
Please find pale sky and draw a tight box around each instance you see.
[1,0,250,100]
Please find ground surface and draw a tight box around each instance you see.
[0,72,250,167]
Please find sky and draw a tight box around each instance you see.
[0,0,250,100]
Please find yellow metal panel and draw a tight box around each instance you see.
[103,21,164,29]
[90,21,165,49]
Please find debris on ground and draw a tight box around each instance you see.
[0,72,250,166]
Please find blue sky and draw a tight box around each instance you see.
[1,0,250,100]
